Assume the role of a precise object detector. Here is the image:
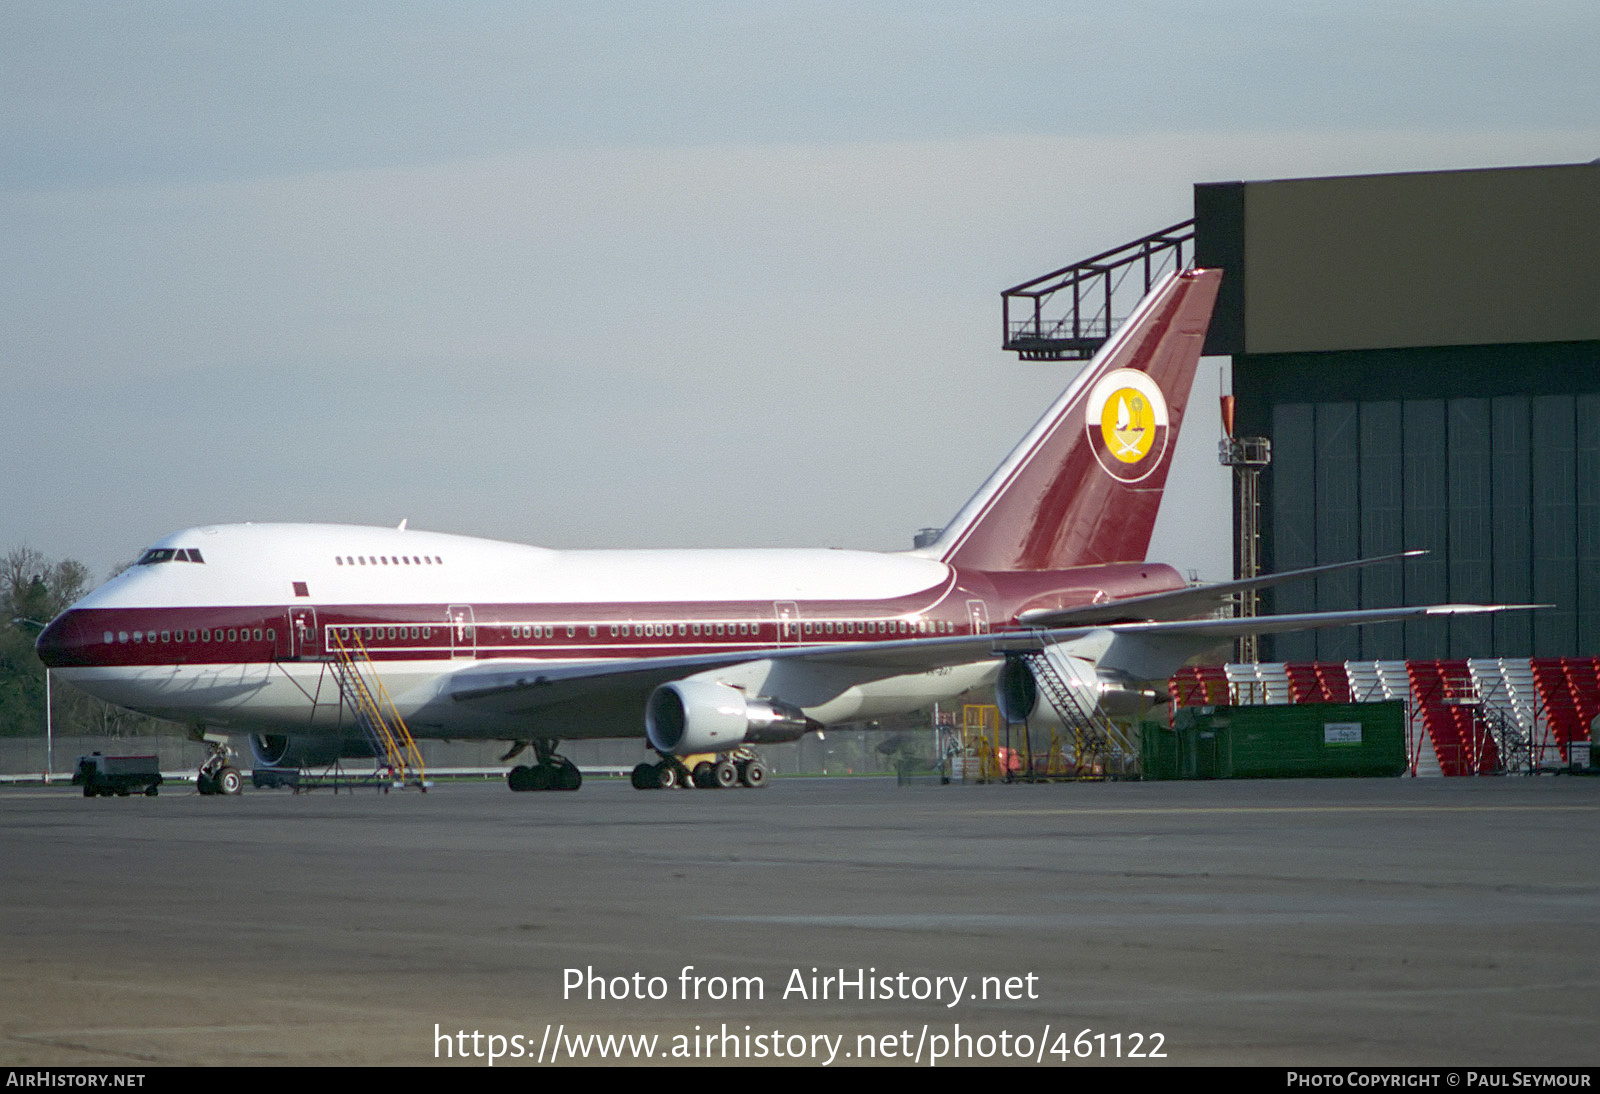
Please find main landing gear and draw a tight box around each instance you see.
[195,736,243,796]
[631,747,769,790]
[506,739,582,792]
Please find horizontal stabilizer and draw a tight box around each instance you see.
[1015,550,1427,628]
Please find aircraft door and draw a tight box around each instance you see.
[447,605,476,659]
[286,607,320,659]
[775,601,799,645]
[966,599,990,635]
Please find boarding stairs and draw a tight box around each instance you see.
[1468,659,1535,774]
[1531,657,1600,765]
[1334,661,1440,776]
[327,630,427,788]
[1407,661,1498,776]
[1168,664,1229,707]
[1167,656,1600,777]
[1224,662,1292,705]
[1017,643,1138,777]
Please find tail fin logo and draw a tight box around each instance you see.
[1086,368,1169,482]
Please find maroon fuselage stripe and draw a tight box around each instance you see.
[36,562,1186,669]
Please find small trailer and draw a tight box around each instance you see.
[72,753,164,797]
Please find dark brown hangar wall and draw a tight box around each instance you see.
[1196,162,1600,663]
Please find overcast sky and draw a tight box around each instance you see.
[4,2,1597,583]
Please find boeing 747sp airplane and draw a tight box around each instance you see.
[35,268,1514,793]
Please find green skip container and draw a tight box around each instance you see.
[1142,702,1407,779]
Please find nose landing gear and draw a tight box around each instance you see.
[194,735,243,796]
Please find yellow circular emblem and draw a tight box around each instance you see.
[1098,387,1155,464]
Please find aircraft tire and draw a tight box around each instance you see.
[217,767,243,796]
[714,760,739,789]
[740,759,769,789]
[630,762,658,790]
[656,762,679,790]
[692,762,717,789]
[556,760,582,791]
[197,774,218,795]
[507,765,532,791]
[528,764,554,791]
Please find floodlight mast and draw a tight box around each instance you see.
[1217,388,1272,663]
[13,616,54,780]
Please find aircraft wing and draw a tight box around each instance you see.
[445,601,1531,717]
[444,632,1015,716]
[447,650,797,714]
[1015,551,1425,627]
[1073,602,1529,640]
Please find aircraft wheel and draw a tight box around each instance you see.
[197,774,218,795]
[556,760,582,791]
[740,759,769,789]
[692,762,717,789]
[631,762,658,790]
[507,764,533,792]
[217,767,243,796]
[656,762,679,790]
[82,784,94,798]
[714,759,740,789]
[146,786,159,797]
[528,764,554,791]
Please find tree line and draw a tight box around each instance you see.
[1,546,177,739]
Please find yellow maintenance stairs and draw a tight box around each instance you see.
[960,692,1132,782]
[327,630,427,789]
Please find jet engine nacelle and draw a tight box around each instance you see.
[646,679,814,756]
[995,648,1160,724]
[249,732,375,770]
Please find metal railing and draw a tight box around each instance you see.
[327,630,426,787]
[1002,219,1195,360]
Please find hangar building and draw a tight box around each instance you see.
[1007,160,1600,664]
[1196,162,1600,663]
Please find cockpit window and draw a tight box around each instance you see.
[136,547,205,565]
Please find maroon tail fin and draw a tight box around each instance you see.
[925,267,1221,572]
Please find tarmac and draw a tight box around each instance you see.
[1,774,1596,1067]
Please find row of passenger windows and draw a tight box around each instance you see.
[99,618,955,647]
[500,619,954,639]
[337,626,433,641]
[335,555,443,567]
[805,619,951,636]
[105,627,272,644]
[511,625,566,638]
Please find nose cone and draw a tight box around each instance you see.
[35,612,87,668]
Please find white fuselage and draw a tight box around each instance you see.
[41,523,1002,738]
